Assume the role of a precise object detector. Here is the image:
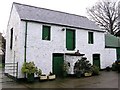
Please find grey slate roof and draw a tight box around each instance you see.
[13,2,103,31]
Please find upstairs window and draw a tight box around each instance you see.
[66,29,76,50]
[42,25,51,40]
[88,32,94,44]
[10,28,13,49]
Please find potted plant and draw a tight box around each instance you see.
[62,62,69,77]
[84,70,92,77]
[91,65,100,75]
[39,74,48,81]
[21,62,38,82]
[74,59,85,78]
[35,68,47,81]
[74,69,83,78]
[36,69,42,77]
[48,72,56,80]
[84,63,92,77]
[74,58,93,78]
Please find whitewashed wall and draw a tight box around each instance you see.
[76,29,105,66]
[5,5,21,77]
[104,48,117,68]
[65,55,82,74]
[20,21,116,77]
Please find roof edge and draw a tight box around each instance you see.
[21,19,105,32]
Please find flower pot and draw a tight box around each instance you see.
[84,72,92,77]
[48,75,56,80]
[27,73,34,82]
[40,75,47,81]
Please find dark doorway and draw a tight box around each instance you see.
[93,54,100,69]
[116,48,120,60]
[53,54,64,77]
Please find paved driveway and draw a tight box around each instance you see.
[1,70,119,89]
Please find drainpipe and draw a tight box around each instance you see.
[63,28,66,63]
[24,21,28,63]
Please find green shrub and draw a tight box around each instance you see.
[21,62,38,74]
[36,69,42,76]
[62,62,69,77]
[91,65,100,75]
[74,58,92,77]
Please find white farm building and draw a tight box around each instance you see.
[5,2,116,78]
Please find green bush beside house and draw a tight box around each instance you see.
[74,58,100,77]
[21,62,38,82]
[62,62,69,77]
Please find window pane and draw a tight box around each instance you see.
[42,25,50,40]
[66,29,75,50]
[88,32,94,44]
[10,28,13,49]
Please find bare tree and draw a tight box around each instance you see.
[87,0,119,35]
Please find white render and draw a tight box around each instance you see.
[104,48,116,67]
[5,3,117,78]
[65,55,83,74]
[5,5,21,77]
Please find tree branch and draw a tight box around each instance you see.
[87,0,119,35]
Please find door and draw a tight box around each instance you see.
[93,54,100,69]
[66,29,75,50]
[53,54,64,77]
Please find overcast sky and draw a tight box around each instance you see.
[0,0,104,35]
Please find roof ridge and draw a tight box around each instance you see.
[12,2,102,31]
[13,2,87,19]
